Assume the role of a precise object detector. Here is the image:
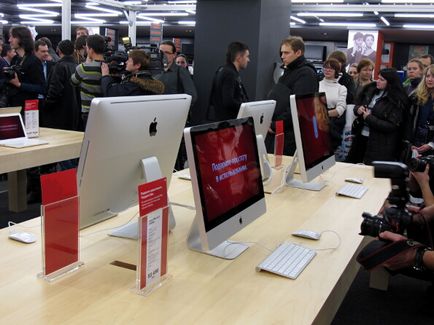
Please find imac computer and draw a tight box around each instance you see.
[284,92,335,191]
[184,117,266,259]
[237,100,276,181]
[77,94,191,235]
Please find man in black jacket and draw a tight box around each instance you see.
[267,36,318,155]
[44,40,80,131]
[208,41,250,122]
[100,49,164,97]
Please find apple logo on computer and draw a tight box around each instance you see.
[260,114,264,124]
[149,117,158,136]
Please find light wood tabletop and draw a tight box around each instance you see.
[0,128,83,211]
[0,162,389,325]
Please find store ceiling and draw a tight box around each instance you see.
[0,0,434,43]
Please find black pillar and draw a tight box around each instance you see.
[192,0,291,124]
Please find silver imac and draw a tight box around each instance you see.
[285,92,335,191]
[237,100,276,181]
[184,117,266,259]
[77,94,191,231]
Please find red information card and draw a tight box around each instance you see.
[137,177,168,291]
[40,169,79,276]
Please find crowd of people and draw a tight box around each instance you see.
[1,26,434,275]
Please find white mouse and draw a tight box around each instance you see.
[292,230,321,240]
[345,177,364,184]
[8,231,36,244]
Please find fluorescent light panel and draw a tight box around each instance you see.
[290,16,306,24]
[319,22,376,27]
[298,12,363,17]
[168,1,197,3]
[178,20,195,25]
[403,24,434,29]
[380,16,390,26]
[138,12,189,16]
[292,0,343,2]
[382,0,432,2]
[396,14,434,18]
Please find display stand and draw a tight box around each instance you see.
[136,178,170,296]
[38,168,83,282]
[283,150,325,191]
[39,195,83,282]
[274,121,284,169]
[109,157,175,239]
[256,134,272,182]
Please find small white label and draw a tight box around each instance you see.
[25,110,39,138]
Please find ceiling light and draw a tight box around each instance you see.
[290,16,306,24]
[290,22,296,27]
[382,0,432,3]
[122,1,142,4]
[380,16,390,26]
[71,20,105,25]
[298,12,363,17]
[403,24,434,29]
[319,22,376,28]
[18,3,62,8]
[85,3,122,15]
[185,9,196,15]
[292,0,343,2]
[20,20,54,25]
[74,15,106,23]
[168,1,197,3]
[395,14,434,18]
[0,20,8,24]
[177,20,195,25]
[374,11,379,15]
[139,12,189,16]
[136,15,164,23]
[119,20,152,26]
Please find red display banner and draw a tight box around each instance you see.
[40,169,80,276]
[24,99,39,111]
[274,120,284,168]
[137,177,169,291]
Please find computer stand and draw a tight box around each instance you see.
[283,150,325,191]
[256,134,272,183]
[187,216,249,260]
[109,157,176,240]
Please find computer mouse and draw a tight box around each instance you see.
[345,177,364,184]
[292,230,321,240]
[8,231,36,244]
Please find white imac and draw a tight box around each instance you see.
[77,94,191,235]
[237,100,276,181]
[184,117,266,259]
[284,92,335,191]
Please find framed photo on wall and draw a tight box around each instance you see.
[409,45,429,59]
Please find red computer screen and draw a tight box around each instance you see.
[295,94,333,169]
[191,120,263,230]
[0,115,25,140]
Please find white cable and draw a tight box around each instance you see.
[7,220,40,229]
[314,230,342,251]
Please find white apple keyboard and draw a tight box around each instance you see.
[256,242,316,279]
[336,183,368,199]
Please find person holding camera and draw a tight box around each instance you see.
[6,26,45,109]
[100,49,164,97]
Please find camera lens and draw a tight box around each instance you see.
[409,157,427,172]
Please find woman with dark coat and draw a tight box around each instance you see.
[347,68,409,165]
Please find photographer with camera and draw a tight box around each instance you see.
[6,26,45,109]
[100,49,164,97]
[357,162,434,281]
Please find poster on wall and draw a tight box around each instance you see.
[346,30,378,66]
[409,45,429,59]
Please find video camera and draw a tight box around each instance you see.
[360,161,413,237]
[2,65,22,80]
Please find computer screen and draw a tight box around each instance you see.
[184,117,266,259]
[77,94,191,229]
[0,114,26,140]
[288,93,335,188]
[237,100,275,139]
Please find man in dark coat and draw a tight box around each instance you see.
[44,40,80,131]
[100,49,165,97]
[267,36,318,155]
[208,41,250,122]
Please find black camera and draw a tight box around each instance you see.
[2,65,22,80]
[408,155,434,173]
[360,161,413,237]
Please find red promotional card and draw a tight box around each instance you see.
[138,178,168,217]
[274,121,284,168]
[40,169,79,276]
[41,168,77,205]
[138,207,169,290]
[24,99,39,111]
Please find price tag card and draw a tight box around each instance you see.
[136,178,169,293]
[24,99,39,138]
[274,120,284,168]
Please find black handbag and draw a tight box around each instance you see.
[351,116,364,135]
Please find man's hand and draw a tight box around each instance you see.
[379,231,407,242]
[411,164,430,187]
[415,144,432,153]
[8,73,21,88]
[101,62,110,76]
